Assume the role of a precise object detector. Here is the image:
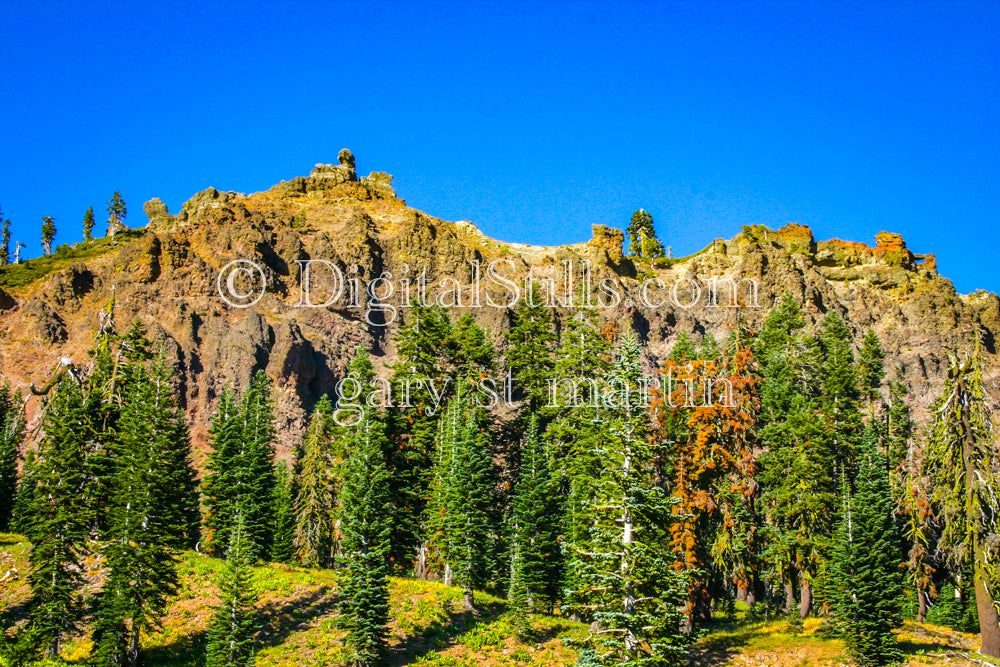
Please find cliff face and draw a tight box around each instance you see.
[1,151,997,464]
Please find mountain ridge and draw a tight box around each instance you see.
[1,151,997,463]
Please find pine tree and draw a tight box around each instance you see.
[564,333,688,666]
[626,209,664,258]
[206,514,258,667]
[25,377,94,658]
[426,383,495,611]
[108,191,127,226]
[0,383,24,531]
[294,394,336,567]
[924,344,1000,657]
[506,285,557,414]
[508,416,563,618]
[270,461,296,564]
[40,216,56,255]
[202,389,243,556]
[10,450,37,535]
[0,211,10,265]
[819,312,863,467]
[239,371,278,560]
[858,330,886,417]
[83,206,95,241]
[660,325,761,628]
[337,412,393,667]
[829,438,905,666]
[92,355,193,666]
[202,372,277,562]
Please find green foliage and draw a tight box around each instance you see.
[0,211,10,266]
[626,209,664,258]
[0,227,145,289]
[508,416,563,621]
[564,333,689,666]
[0,384,24,531]
[293,393,336,567]
[858,330,886,414]
[201,371,277,562]
[388,305,495,573]
[506,284,556,414]
[426,382,496,610]
[205,515,259,667]
[107,191,127,228]
[24,378,94,657]
[82,206,95,241]
[39,217,56,256]
[337,408,393,667]
[88,343,199,665]
[829,438,905,666]
[270,461,296,564]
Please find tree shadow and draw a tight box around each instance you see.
[684,624,762,667]
[256,585,340,647]
[388,599,507,667]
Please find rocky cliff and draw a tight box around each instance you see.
[1,150,996,465]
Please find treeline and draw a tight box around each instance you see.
[1,292,999,667]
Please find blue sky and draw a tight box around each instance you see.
[1,1,997,292]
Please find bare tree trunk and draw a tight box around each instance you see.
[128,625,141,667]
[416,544,428,580]
[959,374,1000,657]
[974,558,1000,657]
[917,588,928,623]
[622,447,638,653]
[800,580,812,618]
[736,583,748,603]
[783,565,796,614]
[443,563,453,587]
[463,587,476,613]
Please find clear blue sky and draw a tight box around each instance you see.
[1,1,997,293]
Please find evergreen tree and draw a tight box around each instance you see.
[924,344,1000,657]
[202,389,243,556]
[40,216,56,255]
[202,372,277,562]
[25,378,94,658]
[426,383,495,611]
[270,461,296,564]
[564,333,688,666]
[0,211,10,265]
[10,450,37,535]
[506,285,557,414]
[858,330,886,417]
[508,416,563,617]
[108,191,127,226]
[83,206,95,241]
[818,312,863,467]
[0,383,24,531]
[626,209,664,258]
[294,395,336,567]
[239,371,278,560]
[337,412,393,667]
[92,355,194,666]
[206,514,258,667]
[829,437,905,666]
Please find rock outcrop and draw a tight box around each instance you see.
[0,151,995,461]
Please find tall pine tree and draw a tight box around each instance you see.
[294,395,337,568]
[0,383,24,531]
[206,514,259,667]
[829,436,905,666]
[337,410,393,667]
[24,378,94,658]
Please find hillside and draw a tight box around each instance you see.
[0,533,983,666]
